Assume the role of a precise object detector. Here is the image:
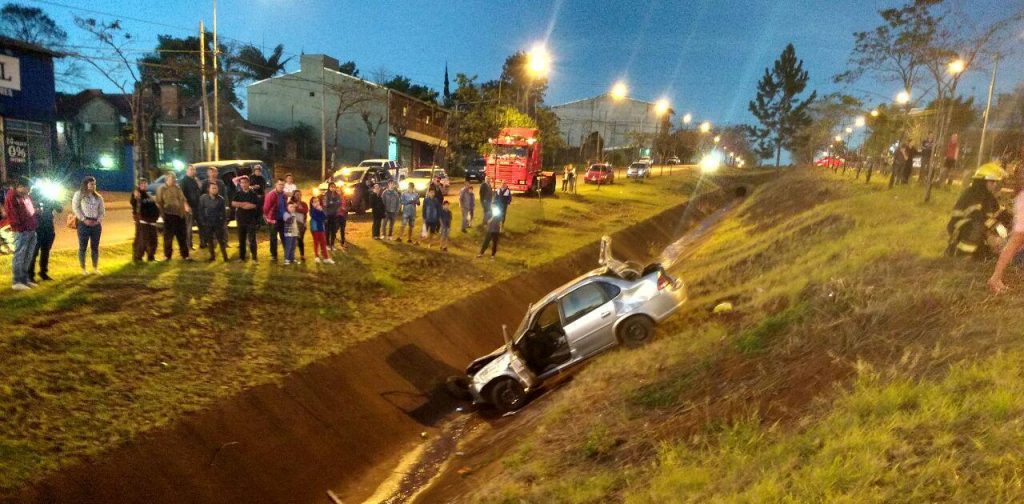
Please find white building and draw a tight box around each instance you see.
[551,94,671,151]
[248,54,448,168]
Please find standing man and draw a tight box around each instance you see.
[181,165,201,250]
[249,165,268,195]
[382,180,401,240]
[199,183,229,261]
[30,184,62,281]
[130,177,160,262]
[155,172,191,261]
[370,183,386,240]
[477,204,502,259]
[4,177,38,290]
[263,179,289,262]
[458,182,475,232]
[399,182,420,243]
[231,176,261,262]
[324,182,343,249]
[479,176,493,225]
[495,182,512,226]
[944,133,961,185]
[919,136,934,185]
[283,173,297,196]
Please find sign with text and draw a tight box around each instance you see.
[6,135,27,164]
[0,55,21,92]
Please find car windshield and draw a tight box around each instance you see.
[334,168,366,182]
[495,146,528,158]
[358,161,385,168]
[590,166,607,172]
[410,169,433,178]
[630,163,646,169]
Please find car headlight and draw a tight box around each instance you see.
[415,182,427,191]
[343,186,355,195]
[32,179,65,201]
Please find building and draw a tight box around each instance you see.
[0,36,62,182]
[552,94,671,152]
[247,54,448,168]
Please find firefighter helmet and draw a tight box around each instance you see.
[973,162,1007,181]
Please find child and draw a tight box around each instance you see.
[309,196,332,264]
[422,189,441,247]
[283,202,300,265]
[439,200,453,252]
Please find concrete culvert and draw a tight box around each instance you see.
[734,185,750,198]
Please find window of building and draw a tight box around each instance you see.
[155,131,165,161]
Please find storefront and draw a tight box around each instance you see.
[0,37,60,183]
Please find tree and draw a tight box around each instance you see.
[138,33,242,108]
[0,3,81,87]
[792,93,863,165]
[283,122,317,160]
[338,60,358,77]
[748,43,817,167]
[325,78,377,171]
[234,43,291,81]
[382,74,439,104]
[360,108,386,156]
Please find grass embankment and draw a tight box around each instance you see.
[0,172,705,493]
[464,169,1024,503]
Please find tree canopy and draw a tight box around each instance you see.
[748,43,817,167]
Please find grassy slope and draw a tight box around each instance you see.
[467,169,1024,503]
[0,173,704,492]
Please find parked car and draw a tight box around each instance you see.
[317,165,395,213]
[147,160,271,198]
[626,162,651,181]
[815,156,845,169]
[584,163,615,184]
[358,159,407,181]
[405,167,451,195]
[666,156,681,165]
[464,158,486,182]
[450,236,686,412]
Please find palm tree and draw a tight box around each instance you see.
[234,44,291,81]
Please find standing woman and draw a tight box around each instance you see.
[72,176,105,274]
[290,190,309,263]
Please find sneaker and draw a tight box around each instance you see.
[324,258,336,264]
[314,257,322,264]
[82,268,91,275]
[284,260,293,265]
[475,254,483,259]
[39,274,52,281]
[11,283,29,291]
[92,269,102,275]
[406,239,413,244]
[183,257,193,262]
[26,281,39,288]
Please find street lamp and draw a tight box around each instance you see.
[610,81,628,101]
[713,135,721,144]
[845,126,853,134]
[526,44,551,78]
[948,58,966,75]
[682,113,692,125]
[835,135,843,143]
[855,116,866,128]
[654,98,670,116]
[699,121,712,133]
[895,90,911,105]
[870,109,880,117]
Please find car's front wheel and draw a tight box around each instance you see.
[488,378,526,413]
[618,316,655,348]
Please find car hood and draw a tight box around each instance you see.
[466,345,510,376]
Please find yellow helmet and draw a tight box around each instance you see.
[973,162,1007,181]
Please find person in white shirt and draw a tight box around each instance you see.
[72,176,106,275]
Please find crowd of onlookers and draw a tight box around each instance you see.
[1,167,516,291]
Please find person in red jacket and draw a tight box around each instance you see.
[4,177,38,290]
[262,179,288,262]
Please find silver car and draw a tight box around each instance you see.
[454,237,686,412]
[626,162,651,180]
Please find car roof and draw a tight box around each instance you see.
[532,267,617,308]
[190,160,264,168]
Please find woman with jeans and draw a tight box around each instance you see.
[72,176,105,274]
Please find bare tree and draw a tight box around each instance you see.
[325,78,378,168]
[72,17,154,180]
[359,108,386,156]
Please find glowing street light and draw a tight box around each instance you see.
[845,126,853,134]
[895,90,911,105]
[654,98,670,116]
[855,116,866,128]
[610,81,628,101]
[699,152,722,173]
[948,58,966,75]
[526,44,551,77]
[713,135,721,143]
[699,121,712,133]
[870,109,880,117]
[682,113,692,124]
[834,135,843,143]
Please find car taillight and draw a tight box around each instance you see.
[657,271,671,290]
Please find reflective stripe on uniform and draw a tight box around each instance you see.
[957,242,978,253]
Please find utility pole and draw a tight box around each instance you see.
[212,0,220,161]
[977,54,999,169]
[320,62,327,180]
[199,21,211,161]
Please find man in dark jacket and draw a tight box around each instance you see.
[30,185,63,281]
[370,183,386,240]
[130,177,160,262]
[231,176,261,262]
[198,183,229,261]
[479,176,493,224]
[181,165,202,249]
[4,177,38,290]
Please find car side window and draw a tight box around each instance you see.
[560,283,613,326]
[599,282,621,300]
[533,302,561,330]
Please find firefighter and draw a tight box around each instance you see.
[946,162,1011,259]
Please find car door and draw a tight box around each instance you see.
[559,282,619,359]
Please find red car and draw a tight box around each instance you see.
[584,163,615,184]
[815,156,845,168]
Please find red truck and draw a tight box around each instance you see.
[485,127,556,195]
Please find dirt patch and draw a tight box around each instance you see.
[12,183,748,504]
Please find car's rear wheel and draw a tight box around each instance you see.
[488,378,526,413]
[618,316,655,348]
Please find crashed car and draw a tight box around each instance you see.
[451,236,686,412]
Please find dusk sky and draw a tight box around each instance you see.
[40,0,1023,128]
